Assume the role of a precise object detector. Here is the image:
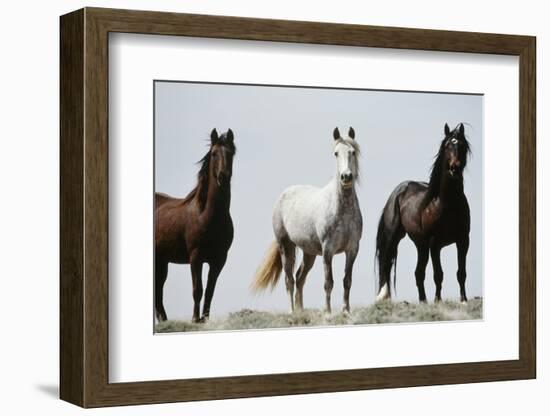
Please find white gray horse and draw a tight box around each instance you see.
[251,127,363,313]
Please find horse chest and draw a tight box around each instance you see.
[421,204,467,242]
[202,216,233,247]
[320,208,362,253]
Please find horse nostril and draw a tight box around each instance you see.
[341,173,352,182]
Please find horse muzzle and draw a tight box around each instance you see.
[448,162,462,178]
[340,173,354,188]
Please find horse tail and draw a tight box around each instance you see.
[375,184,405,302]
[251,241,282,292]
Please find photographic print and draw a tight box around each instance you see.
[154,81,483,333]
[60,9,535,406]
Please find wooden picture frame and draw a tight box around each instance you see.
[60,7,536,408]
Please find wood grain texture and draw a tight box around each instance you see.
[59,8,84,407]
[59,7,537,408]
[518,38,536,375]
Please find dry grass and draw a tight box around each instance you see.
[155,297,482,333]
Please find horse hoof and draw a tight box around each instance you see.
[375,283,391,302]
[194,316,208,324]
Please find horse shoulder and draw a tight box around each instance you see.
[399,182,431,236]
[277,185,321,222]
[352,199,363,235]
[451,194,471,233]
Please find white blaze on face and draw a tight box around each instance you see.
[334,138,358,187]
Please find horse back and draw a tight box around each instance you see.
[155,191,234,264]
[396,180,470,243]
[155,192,175,208]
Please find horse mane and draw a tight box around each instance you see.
[182,133,236,209]
[427,126,471,198]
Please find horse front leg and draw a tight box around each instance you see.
[202,255,227,321]
[414,243,429,303]
[343,247,358,313]
[322,251,334,314]
[430,243,444,302]
[457,237,469,303]
[190,257,203,323]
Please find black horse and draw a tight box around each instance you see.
[375,123,471,303]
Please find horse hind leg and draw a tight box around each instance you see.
[375,229,404,302]
[294,252,315,311]
[279,239,297,313]
[375,192,405,302]
[155,259,168,322]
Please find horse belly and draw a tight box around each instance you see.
[157,237,190,264]
[285,221,322,255]
[434,217,466,247]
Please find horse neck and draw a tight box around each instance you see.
[430,173,464,204]
[200,174,231,218]
[329,176,357,208]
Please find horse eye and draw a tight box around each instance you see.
[334,152,338,156]
[351,151,356,156]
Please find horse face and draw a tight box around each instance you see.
[210,129,236,187]
[333,138,359,189]
[443,123,468,179]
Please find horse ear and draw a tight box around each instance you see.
[444,123,450,137]
[226,128,234,143]
[348,127,355,139]
[333,127,340,141]
[210,128,219,144]
[459,123,465,135]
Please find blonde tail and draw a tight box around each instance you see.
[251,241,282,292]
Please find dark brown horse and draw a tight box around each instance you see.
[155,128,236,322]
[375,123,471,303]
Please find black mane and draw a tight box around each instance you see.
[183,132,236,209]
[427,124,471,198]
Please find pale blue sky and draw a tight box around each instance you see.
[155,81,483,319]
